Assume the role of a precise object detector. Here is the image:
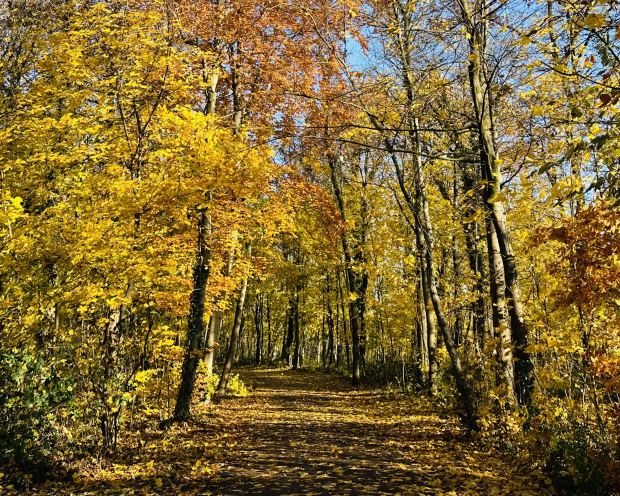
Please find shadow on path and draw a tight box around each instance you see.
[199,369,552,496]
[40,368,553,496]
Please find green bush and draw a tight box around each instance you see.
[0,353,74,470]
[542,422,616,496]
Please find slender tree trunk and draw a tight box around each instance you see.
[381,113,478,428]
[292,288,301,369]
[230,43,243,136]
[203,310,222,371]
[419,262,437,394]
[327,292,335,366]
[462,162,489,346]
[321,295,327,367]
[458,0,532,405]
[282,295,295,364]
[414,125,477,428]
[329,155,361,386]
[416,274,428,370]
[216,273,250,396]
[266,296,272,359]
[480,141,516,401]
[255,294,262,365]
[203,250,233,370]
[486,216,517,403]
[357,160,371,364]
[337,269,350,368]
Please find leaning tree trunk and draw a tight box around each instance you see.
[381,113,479,429]
[414,157,478,429]
[216,270,250,397]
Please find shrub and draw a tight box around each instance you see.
[0,353,74,478]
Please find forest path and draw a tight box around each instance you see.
[202,368,552,496]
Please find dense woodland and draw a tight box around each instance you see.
[1,0,620,493]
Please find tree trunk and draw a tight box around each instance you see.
[416,274,428,371]
[337,269,350,369]
[266,296,272,359]
[419,258,437,395]
[329,155,361,386]
[216,273,250,396]
[203,310,223,371]
[292,287,301,369]
[255,294,262,365]
[485,215,517,403]
[282,295,295,364]
[327,291,336,366]
[171,61,219,422]
[174,212,211,421]
[382,114,478,429]
[203,250,233,370]
[458,0,532,405]
[462,162,489,346]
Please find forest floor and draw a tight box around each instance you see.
[17,368,555,496]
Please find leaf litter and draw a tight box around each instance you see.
[12,368,554,496]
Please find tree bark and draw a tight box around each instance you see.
[292,288,301,369]
[174,212,211,421]
[485,215,517,403]
[416,274,428,371]
[216,270,250,397]
[419,255,438,395]
[326,284,336,366]
[254,294,263,365]
[329,155,362,386]
[171,60,220,422]
[282,294,295,364]
[458,0,532,405]
[462,162,489,346]
[203,310,223,371]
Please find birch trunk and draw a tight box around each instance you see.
[457,0,533,405]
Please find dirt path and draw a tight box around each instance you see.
[201,369,553,496]
[23,368,554,495]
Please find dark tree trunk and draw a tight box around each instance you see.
[282,295,295,364]
[292,288,301,369]
[327,293,335,366]
[174,212,211,421]
[254,294,263,365]
[329,155,361,386]
[266,296,272,359]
